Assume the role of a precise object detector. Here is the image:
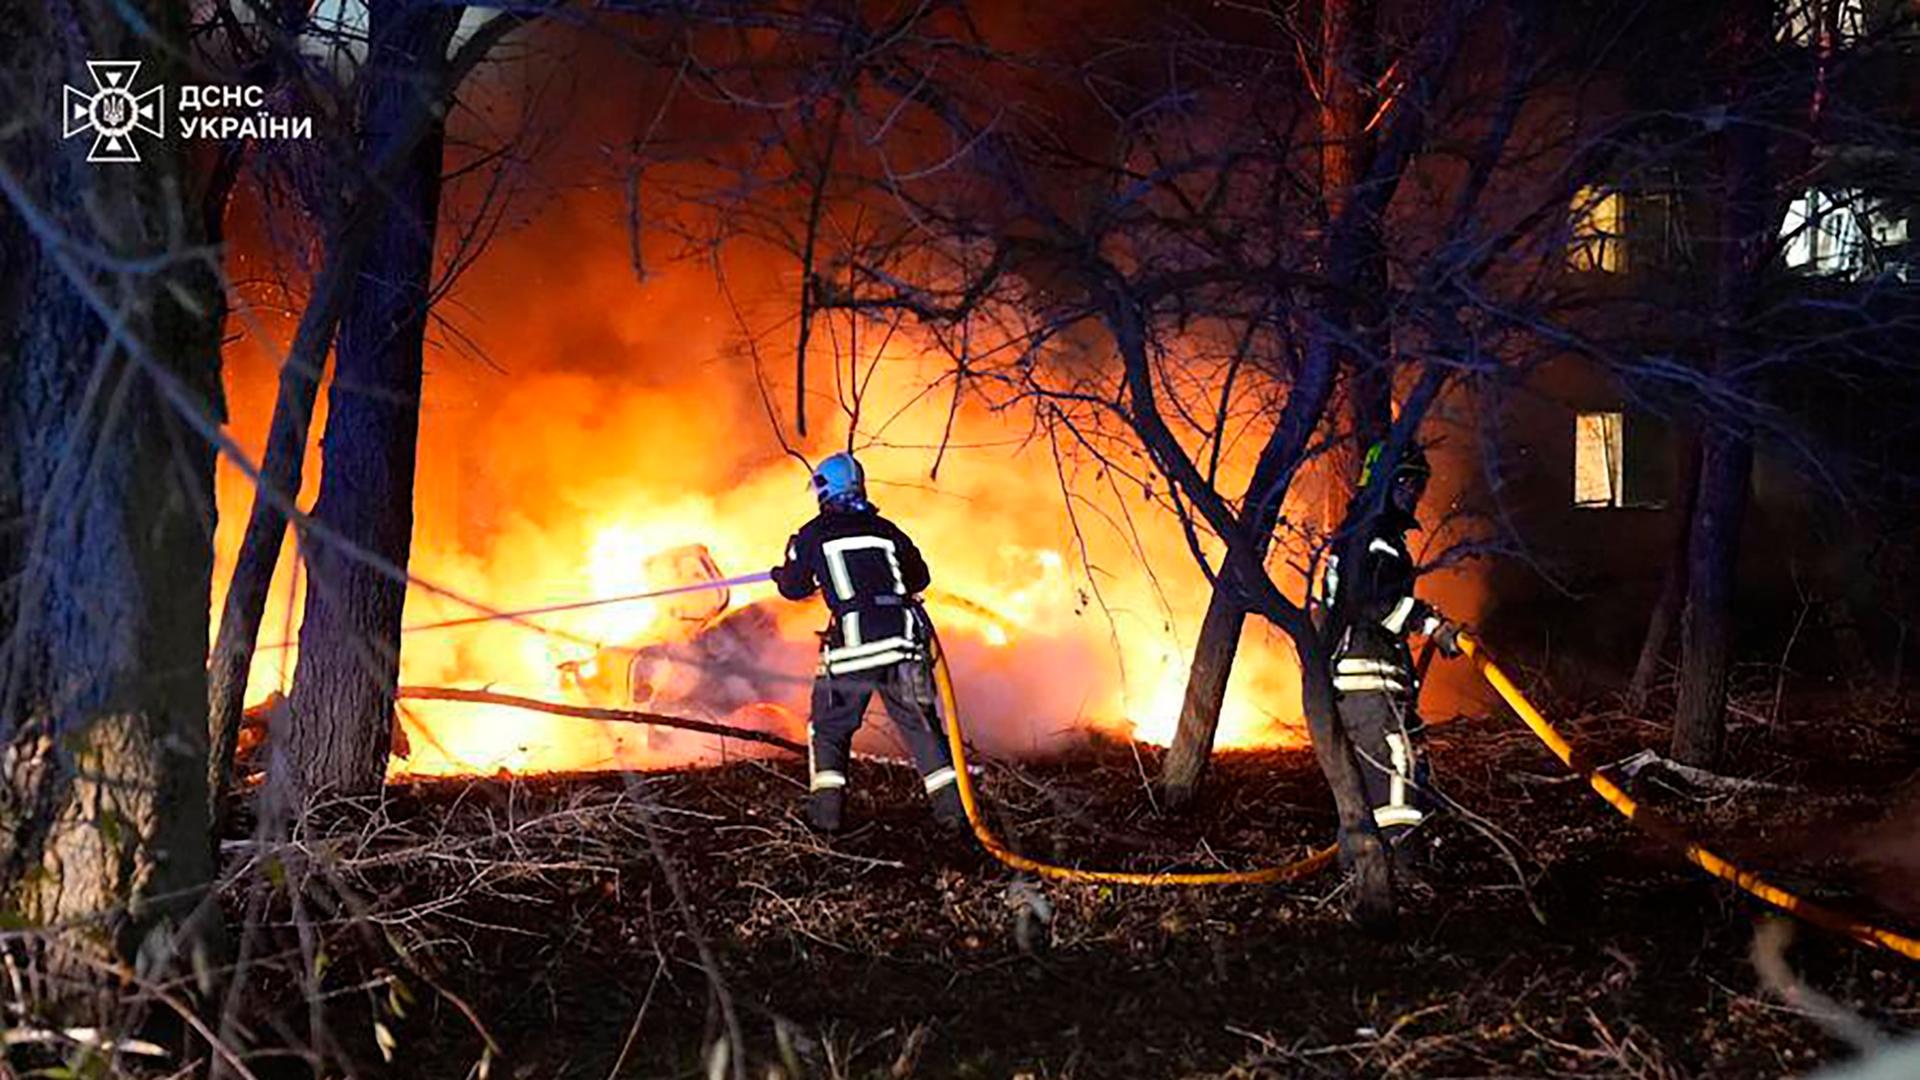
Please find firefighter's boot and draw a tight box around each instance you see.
[928,780,966,831]
[808,788,845,834]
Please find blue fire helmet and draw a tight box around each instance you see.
[809,452,867,508]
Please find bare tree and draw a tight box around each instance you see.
[202,0,378,824]
[1162,0,1447,810]
[250,3,530,807]
[1628,434,1701,708]
[272,1,464,804]
[205,1,529,819]
[1667,0,1778,767]
[0,0,223,1023]
[1609,0,1920,765]
[677,0,1581,921]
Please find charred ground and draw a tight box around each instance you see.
[220,677,1920,1079]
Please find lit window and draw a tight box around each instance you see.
[1568,186,1628,274]
[1777,0,1865,46]
[1784,189,1864,274]
[1869,211,1912,282]
[1573,411,1668,509]
[1783,189,1912,279]
[1574,412,1625,507]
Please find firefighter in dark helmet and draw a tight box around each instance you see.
[770,451,966,833]
[1322,441,1463,849]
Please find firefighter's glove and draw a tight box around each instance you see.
[769,562,801,596]
[1431,620,1465,659]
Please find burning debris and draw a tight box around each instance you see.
[555,544,812,748]
[621,603,798,716]
[212,247,1336,777]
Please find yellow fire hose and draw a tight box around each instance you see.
[1457,633,1920,960]
[929,630,1337,886]
[926,624,1920,960]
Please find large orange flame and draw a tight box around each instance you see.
[211,191,1480,779]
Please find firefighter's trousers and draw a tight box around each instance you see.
[806,658,964,825]
[1335,689,1433,838]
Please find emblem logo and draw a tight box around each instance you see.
[63,61,165,163]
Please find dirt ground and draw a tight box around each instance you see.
[220,676,1920,1079]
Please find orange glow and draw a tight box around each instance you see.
[210,191,1482,779]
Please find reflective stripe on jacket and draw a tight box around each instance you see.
[1322,512,1438,696]
[772,508,932,675]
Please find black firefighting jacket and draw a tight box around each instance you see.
[772,506,932,675]
[1322,507,1440,697]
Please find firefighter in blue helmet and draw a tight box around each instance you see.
[770,452,966,833]
[1323,441,1463,851]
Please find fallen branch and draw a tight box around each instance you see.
[395,686,807,755]
[1612,748,1797,795]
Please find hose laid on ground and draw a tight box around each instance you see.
[928,628,1337,886]
[1458,633,1920,961]
[379,574,1920,950]
[930,621,1920,954]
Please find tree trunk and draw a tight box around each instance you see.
[206,251,331,821]
[1294,627,1395,926]
[206,223,369,826]
[1160,589,1252,806]
[1671,429,1752,766]
[1321,0,1393,454]
[1671,0,1772,768]
[208,6,489,824]
[277,1,459,806]
[0,0,222,1022]
[1158,334,1340,806]
[1159,0,1388,810]
[1627,434,1702,708]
